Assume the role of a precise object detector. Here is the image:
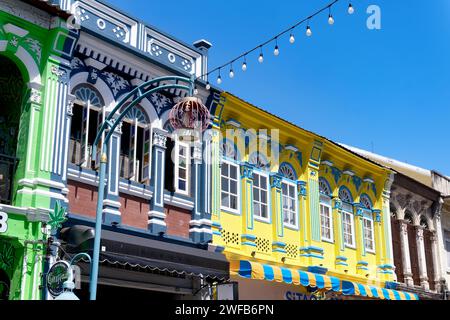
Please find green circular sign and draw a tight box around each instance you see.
[46,261,70,297]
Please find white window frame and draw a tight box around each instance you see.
[71,98,104,168]
[252,170,270,223]
[121,117,151,184]
[363,215,375,253]
[320,195,334,242]
[342,208,356,249]
[174,141,190,196]
[220,159,240,214]
[282,180,298,229]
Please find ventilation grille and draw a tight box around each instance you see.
[285,244,298,259]
[220,229,240,247]
[255,237,270,253]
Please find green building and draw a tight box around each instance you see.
[0,0,75,300]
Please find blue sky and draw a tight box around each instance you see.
[107,0,450,175]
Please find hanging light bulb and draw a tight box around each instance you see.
[217,69,222,84]
[328,14,334,25]
[258,47,264,63]
[242,59,247,72]
[348,3,354,14]
[206,82,211,90]
[289,33,295,44]
[273,44,280,57]
[306,25,312,37]
[229,66,234,78]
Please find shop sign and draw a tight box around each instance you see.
[46,261,70,297]
[285,290,342,301]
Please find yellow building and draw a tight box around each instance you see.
[210,92,418,300]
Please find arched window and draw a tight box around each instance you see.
[319,178,333,242]
[319,178,332,196]
[70,85,105,168]
[249,152,269,170]
[339,187,355,248]
[119,105,151,183]
[420,216,429,230]
[404,211,413,224]
[221,140,238,161]
[279,163,297,180]
[360,194,373,210]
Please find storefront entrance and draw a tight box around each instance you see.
[75,282,181,300]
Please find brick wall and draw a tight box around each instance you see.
[67,180,98,218]
[120,193,149,230]
[164,205,191,239]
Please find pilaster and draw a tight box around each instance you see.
[103,122,122,226]
[399,219,414,286]
[148,129,167,235]
[415,226,430,290]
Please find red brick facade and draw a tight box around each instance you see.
[68,180,190,236]
[67,180,98,218]
[164,205,191,239]
[120,193,149,230]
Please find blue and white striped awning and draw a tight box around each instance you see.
[230,260,419,301]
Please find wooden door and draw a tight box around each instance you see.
[391,219,404,283]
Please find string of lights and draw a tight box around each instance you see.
[200,1,355,90]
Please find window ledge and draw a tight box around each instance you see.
[254,216,271,224]
[221,207,240,216]
[345,245,357,250]
[321,238,335,244]
[284,224,299,231]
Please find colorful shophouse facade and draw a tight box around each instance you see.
[344,145,450,300]
[0,0,75,300]
[209,92,418,300]
[2,0,229,300]
[54,0,228,300]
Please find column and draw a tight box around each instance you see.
[355,206,367,276]
[430,231,442,292]
[298,181,308,247]
[433,198,446,293]
[148,129,167,235]
[103,122,122,226]
[189,142,212,243]
[416,226,430,290]
[240,162,256,253]
[333,198,347,270]
[399,219,414,286]
[270,173,285,258]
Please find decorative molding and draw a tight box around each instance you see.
[153,132,167,148]
[29,88,42,104]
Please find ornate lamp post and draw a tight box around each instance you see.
[88,75,210,300]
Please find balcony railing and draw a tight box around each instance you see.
[0,154,18,205]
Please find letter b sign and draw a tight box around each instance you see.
[0,212,8,233]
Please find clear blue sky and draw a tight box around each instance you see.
[107,0,450,175]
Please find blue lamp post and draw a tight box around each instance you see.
[88,76,198,300]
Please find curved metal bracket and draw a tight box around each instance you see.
[92,75,194,153]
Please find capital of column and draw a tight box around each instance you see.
[192,143,202,162]
[297,181,307,197]
[269,173,282,190]
[240,162,254,179]
[416,226,425,241]
[153,131,167,149]
[399,220,409,235]
[333,197,342,210]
